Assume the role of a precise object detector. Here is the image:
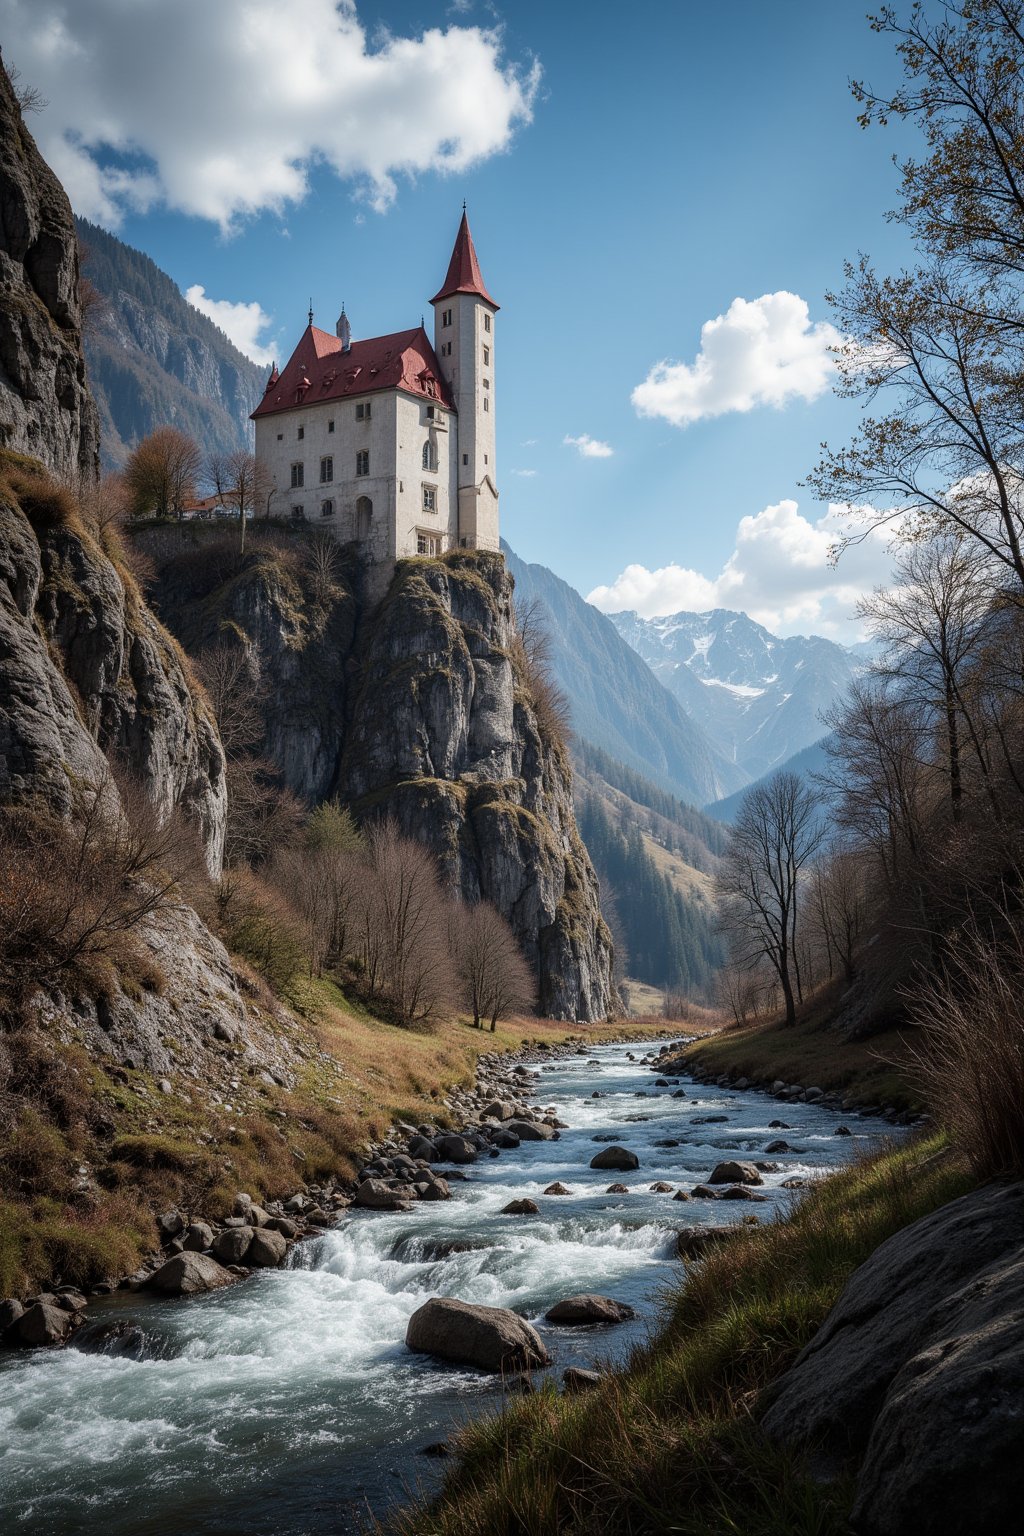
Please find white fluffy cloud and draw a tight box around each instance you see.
[632,293,841,427]
[186,286,276,365]
[1,0,539,229]
[587,499,896,640]
[564,434,614,459]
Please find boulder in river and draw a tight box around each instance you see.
[563,1367,602,1392]
[213,1226,253,1264]
[764,1140,790,1154]
[501,1198,540,1215]
[649,1182,674,1193]
[406,1297,550,1372]
[354,1179,413,1211]
[146,1252,237,1296]
[434,1134,478,1164]
[506,1120,556,1141]
[183,1222,214,1252]
[408,1136,439,1161]
[13,1301,77,1346]
[590,1146,640,1171]
[544,1294,635,1325]
[708,1161,763,1186]
[606,1183,630,1194]
[543,1182,572,1195]
[247,1228,288,1267]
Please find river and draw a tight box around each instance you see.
[0,1040,895,1535]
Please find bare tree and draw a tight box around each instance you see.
[452,900,536,1029]
[858,534,996,820]
[361,820,458,1027]
[511,596,573,748]
[808,845,871,986]
[124,428,202,521]
[304,532,343,606]
[224,449,272,552]
[195,644,265,757]
[717,772,823,1026]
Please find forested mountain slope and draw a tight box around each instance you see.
[76,217,266,470]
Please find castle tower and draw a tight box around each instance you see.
[430,211,499,552]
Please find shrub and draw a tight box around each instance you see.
[906,914,1024,1178]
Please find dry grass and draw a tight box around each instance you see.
[906,916,1024,1177]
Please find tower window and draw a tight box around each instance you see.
[483,346,490,365]
[483,378,490,389]
[462,453,469,466]
[320,455,334,483]
[355,401,371,420]
[422,440,438,472]
[276,433,283,442]
[356,450,369,476]
[417,530,442,556]
[298,426,305,440]
[422,485,437,512]
[328,419,335,433]
[483,314,491,333]
[290,462,304,488]
[321,499,334,518]
[483,396,489,412]
[442,308,452,327]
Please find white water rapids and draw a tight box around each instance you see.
[0,1041,896,1534]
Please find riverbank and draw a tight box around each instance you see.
[0,994,686,1308]
[396,1132,972,1536]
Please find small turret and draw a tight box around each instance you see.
[336,304,351,352]
[264,362,278,392]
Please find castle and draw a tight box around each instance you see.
[252,212,499,566]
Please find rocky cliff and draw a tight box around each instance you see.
[148,534,614,1021]
[0,60,99,481]
[0,465,227,874]
[340,554,614,1021]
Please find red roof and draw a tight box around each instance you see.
[430,212,498,309]
[251,324,455,421]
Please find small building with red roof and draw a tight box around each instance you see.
[252,212,498,569]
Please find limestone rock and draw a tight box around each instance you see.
[146,1252,237,1296]
[212,1226,253,1265]
[14,1301,74,1346]
[246,1228,288,1268]
[762,1181,1024,1534]
[0,64,98,479]
[353,1179,412,1211]
[544,1294,635,1325]
[406,1296,550,1373]
[506,1119,555,1141]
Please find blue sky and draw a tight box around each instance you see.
[3,0,922,638]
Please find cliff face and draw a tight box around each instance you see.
[0,64,99,481]
[150,537,614,1020]
[339,554,614,1021]
[0,476,227,873]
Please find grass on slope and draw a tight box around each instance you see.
[395,1135,970,1536]
[684,1003,921,1113]
[0,982,675,1296]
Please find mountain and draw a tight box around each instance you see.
[502,545,746,805]
[75,216,266,470]
[608,607,862,786]
[704,737,833,824]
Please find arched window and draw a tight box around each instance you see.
[320,499,334,518]
[422,440,437,472]
[356,495,373,539]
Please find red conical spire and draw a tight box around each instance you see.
[430,209,498,309]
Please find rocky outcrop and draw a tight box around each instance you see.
[762,1180,1024,1536]
[339,553,614,1020]
[0,61,98,480]
[0,480,227,872]
[406,1297,550,1373]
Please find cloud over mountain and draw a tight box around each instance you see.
[632,291,841,426]
[587,499,895,640]
[185,287,276,366]
[1,0,540,229]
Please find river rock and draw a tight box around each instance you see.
[590,1146,640,1171]
[213,1225,253,1264]
[762,1181,1024,1536]
[708,1161,763,1186]
[690,1185,720,1199]
[544,1295,635,1325]
[501,1198,540,1215]
[493,1130,521,1149]
[183,1222,214,1252]
[649,1182,674,1193]
[676,1225,747,1259]
[406,1297,550,1373]
[435,1134,478,1164]
[418,1178,451,1201]
[156,1209,185,1240]
[764,1140,790,1154]
[563,1367,602,1393]
[247,1228,288,1267]
[146,1252,236,1296]
[13,1301,75,1346]
[606,1183,630,1194]
[481,1100,516,1121]
[543,1182,572,1195]
[506,1120,555,1141]
[266,1216,300,1238]
[408,1136,439,1161]
[353,1179,412,1211]
[0,1297,25,1333]
[721,1187,768,1202]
